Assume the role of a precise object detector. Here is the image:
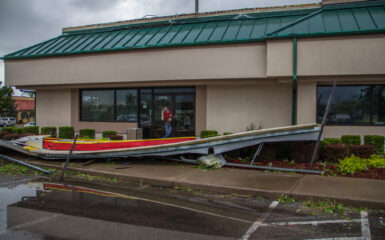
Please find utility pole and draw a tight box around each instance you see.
[195,0,199,14]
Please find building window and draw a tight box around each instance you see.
[116,89,137,122]
[81,90,115,121]
[317,85,385,125]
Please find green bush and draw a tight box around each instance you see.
[2,127,16,134]
[79,128,95,139]
[102,130,117,139]
[223,132,233,136]
[41,127,57,138]
[15,128,24,135]
[337,155,368,175]
[200,130,219,138]
[323,138,341,145]
[368,155,385,168]
[364,135,384,154]
[337,155,385,175]
[22,126,39,135]
[59,126,75,139]
[341,135,361,146]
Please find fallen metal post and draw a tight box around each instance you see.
[60,134,78,181]
[309,78,337,169]
[250,143,264,166]
[226,162,323,174]
[0,153,52,174]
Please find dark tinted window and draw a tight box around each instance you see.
[317,85,385,125]
[81,90,114,121]
[116,89,137,122]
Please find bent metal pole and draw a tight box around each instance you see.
[60,134,78,181]
[309,78,337,169]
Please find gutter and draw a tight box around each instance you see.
[291,38,297,125]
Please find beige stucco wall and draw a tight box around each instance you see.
[266,39,293,77]
[5,43,267,86]
[195,85,207,136]
[297,81,317,125]
[298,35,385,76]
[206,83,292,134]
[36,89,72,127]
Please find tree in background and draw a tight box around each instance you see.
[0,83,17,117]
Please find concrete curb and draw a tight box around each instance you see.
[29,161,385,209]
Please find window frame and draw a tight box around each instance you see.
[80,88,138,122]
[316,84,385,126]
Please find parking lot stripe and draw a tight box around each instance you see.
[260,219,361,227]
[360,211,371,240]
[240,201,279,240]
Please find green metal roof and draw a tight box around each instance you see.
[4,0,385,60]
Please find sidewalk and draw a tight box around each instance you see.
[27,159,385,208]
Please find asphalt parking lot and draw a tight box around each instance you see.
[0,174,384,240]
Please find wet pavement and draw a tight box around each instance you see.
[0,174,384,240]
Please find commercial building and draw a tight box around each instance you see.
[3,0,385,139]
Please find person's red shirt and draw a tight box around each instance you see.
[163,110,172,122]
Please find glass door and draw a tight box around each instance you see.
[139,88,196,139]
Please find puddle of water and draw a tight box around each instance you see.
[0,182,39,231]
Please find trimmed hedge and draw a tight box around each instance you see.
[22,126,39,135]
[341,135,361,146]
[2,127,15,134]
[223,132,233,135]
[102,131,117,139]
[323,138,341,145]
[201,130,219,138]
[322,144,349,163]
[59,126,75,139]
[351,145,375,159]
[41,127,57,138]
[364,135,384,154]
[291,142,316,163]
[79,128,95,139]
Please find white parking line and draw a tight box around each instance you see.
[261,219,361,227]
[240,201,279,240]
[360,211,371,240]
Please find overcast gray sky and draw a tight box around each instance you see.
[0,0,321,93]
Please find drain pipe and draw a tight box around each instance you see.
[291,38,298,125]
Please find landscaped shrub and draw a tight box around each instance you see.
[223,132,233,135]
[15,128,24,135]
[341,135,361,146]
[322,144,349,163]
[351,145,375,159]
[323,138,341,145]
[79,128,95,139]
[41,127,57,138]
[364,135,384,154]
[337,155,368,175]
[2,127,15,134]
[108,134,123,140]
[337,155,385,175]
[258,144,277,161]
[102,130,117,139]
[290,141,316,163]
[59,126,74,139]
[22,126,39,135]
[200,130,219,138]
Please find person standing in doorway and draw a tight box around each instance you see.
[161,106,172,138]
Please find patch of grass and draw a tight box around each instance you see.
[107,161,117,168]
[277,194,295,203]
[302,199,345,215]
[0,163,29,175]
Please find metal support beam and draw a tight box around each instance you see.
[250,143,264,166]
[291,38,298,125]
[0,154,51,174]
[309,79,337,169]
[60,134,78,181]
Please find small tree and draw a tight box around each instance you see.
[0,84,17,117]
